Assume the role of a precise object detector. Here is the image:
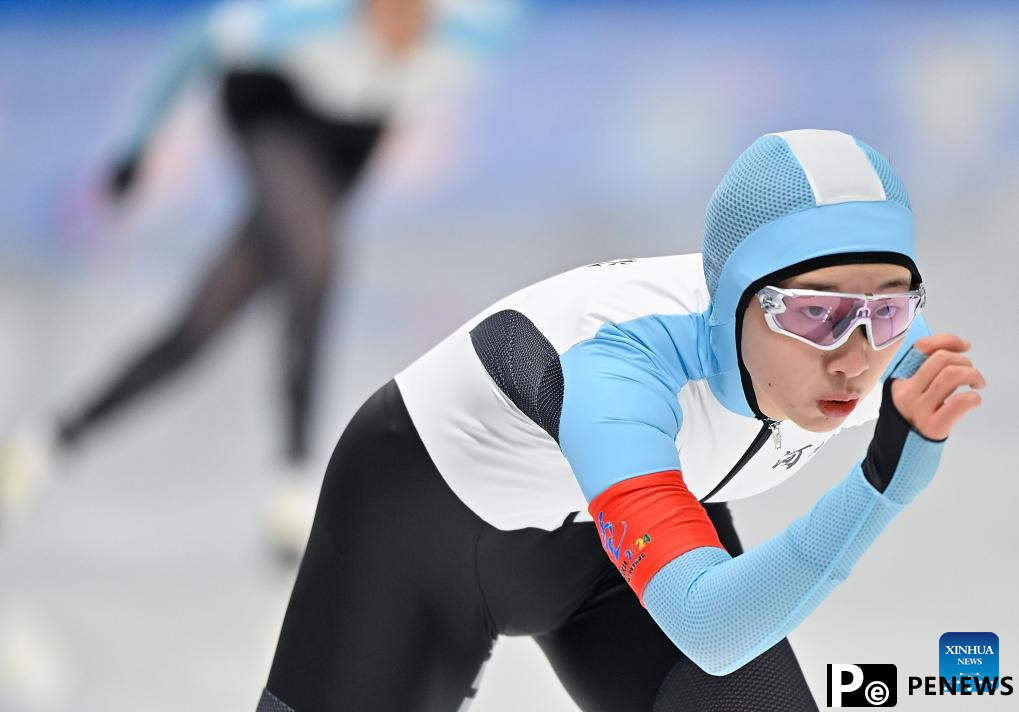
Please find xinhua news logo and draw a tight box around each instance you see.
[906,631,1013,697]
[827,664,897,707]
[940,632,998,685]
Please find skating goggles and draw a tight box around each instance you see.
[755,283,926,351]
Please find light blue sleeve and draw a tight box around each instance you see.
[118,1,353,161]
[880,313,931,383]
[642,348,944,676]
[117,9,220,160]
[558,318,690,502]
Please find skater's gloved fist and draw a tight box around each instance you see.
[108,153,141,200]
[890,333,985,442]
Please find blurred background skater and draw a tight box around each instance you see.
[0,0,522,560]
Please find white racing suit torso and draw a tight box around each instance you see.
[396,253,915,531]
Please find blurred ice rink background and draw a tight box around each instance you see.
[1,1,1017,710]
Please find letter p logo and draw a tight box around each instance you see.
[829,664,864,707]
[827,664,896,706]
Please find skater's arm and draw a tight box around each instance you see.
[116,8,222,166]
[643,337,978,676]
[559,327,730,595]
[563,330,982,676]
[112,1,354,196]
[640,375,941,676]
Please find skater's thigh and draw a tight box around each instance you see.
[535,567,683,712]
[265,514,492,710]
[264,382,495,711]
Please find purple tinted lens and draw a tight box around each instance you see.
[774,294,919,347]
[866,295,919,346]
[774,295,861,346]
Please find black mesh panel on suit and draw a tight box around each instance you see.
[469,309,564,442]
[256,688,296,712]
[652,638,819,711]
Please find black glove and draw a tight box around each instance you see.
[108,153,141,199]
[863,356,946,495]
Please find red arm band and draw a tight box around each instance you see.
[588,470,724,601]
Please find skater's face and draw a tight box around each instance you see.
[741,262,914,432]
[365,0,430,54]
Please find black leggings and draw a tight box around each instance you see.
[58,72,383,463]
[259,381,819,711]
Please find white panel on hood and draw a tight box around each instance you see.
[773,129,887,206]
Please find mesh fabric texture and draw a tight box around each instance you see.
[885,429,945,505]
[856,139,912,211]
[703,136,814,298]
[891,344,928,381]
[470,309,564,442]
[653,638,819,711]
[256,688,295,712]
[702,133,912,297]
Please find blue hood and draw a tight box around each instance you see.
[701,130,921,419]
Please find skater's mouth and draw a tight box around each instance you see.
[817,395,859,419]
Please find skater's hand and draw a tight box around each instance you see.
[891,334,985,441]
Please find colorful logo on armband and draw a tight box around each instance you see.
[596,513,655,578]
[617,533,652,583]
[596,511,628,563]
